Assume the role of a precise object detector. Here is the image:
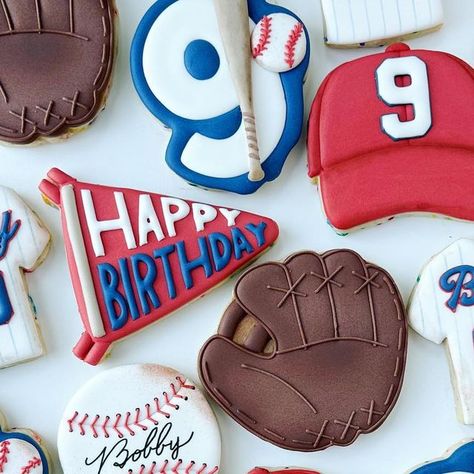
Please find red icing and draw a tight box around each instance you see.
[248,470,320,474]
[39,169,279,365]
[0,440,10,470]
[307,43,474,231]
[285,23,304,68]
[21,457,41,474]
[253,15,272,58]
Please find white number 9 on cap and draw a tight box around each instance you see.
[376,56,432,140]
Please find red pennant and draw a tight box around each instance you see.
[39,169,279,365]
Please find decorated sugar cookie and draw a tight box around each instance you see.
[249,469,320,474]
[131,0,309,194]
[0,0,116,145]
[0,411,51,473]
[321,0,443,48]
[308,43,474,233]
[199,250,407,451]
[39,169,279,365]
[0,187,50,368]
[408,239,474,424]
[57,364,221,473]
[408,440,474,473]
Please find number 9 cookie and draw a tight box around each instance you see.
[0,0,116,145]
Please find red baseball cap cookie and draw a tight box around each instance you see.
[0,0,116,145]
[39,169,279,365]
[308,43,474,233]
[199,250,407,451]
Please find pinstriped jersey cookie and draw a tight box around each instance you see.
[408,239,474,425]
[57,364,221,473]
[199,250,407,451]
[0,186,50,368]
[0,0,116,145]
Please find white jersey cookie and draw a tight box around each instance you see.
[0,187,50,368]
[57,364,221,473]
[321,0,443,48]
[408,239,474,424]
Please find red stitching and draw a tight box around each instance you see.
[126,460,219,473]
[284,22,303,68]
[67,377,195,438]
[0,440,10,470]
[252,15,272,58]
[20,457,41,474]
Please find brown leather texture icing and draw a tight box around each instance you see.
[0,0,115,144]
[199,250,408,451]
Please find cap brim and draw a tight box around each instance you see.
[319,145,474,232]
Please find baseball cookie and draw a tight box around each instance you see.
[321,0,444,48]
[249,469,320,474]
[0,186,50,369]
[199,250,407,451]
[57,364,221,473]
[308,43,474,234]
[407,440,474,473]
[131,0,309,194]
[39,169,279,365]
[0,410,51,473]
[0,0,116,145]
[408,239,474,425]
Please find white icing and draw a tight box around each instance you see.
[192,203,217,232]
[138,194,165,246]
[376,56,432,140]
[62,186,106,339]
[161,197,191,238]
[322,0,444,45]
[57,364,221,473]
[219,208,240,227]
[0,187,50,369]
[82,190,137,258]
[143,0,286,179]
[0,438,43,473]
[251,13,307,73]
[408,239,474,424]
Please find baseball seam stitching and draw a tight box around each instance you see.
[252,15,272,58]
[0,440,10,470]
[20,457,41,474]
[66,377,195,438]
[284,22,303,68]
[131,459,219,473]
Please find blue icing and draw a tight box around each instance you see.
[0,428,50,474]
[131,0,310,194]
[184,39,220,80]
[410,441,474,473]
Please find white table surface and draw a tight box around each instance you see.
[1,0,473,473]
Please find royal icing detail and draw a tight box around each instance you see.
[0,411,50,474]
[57,364,221,473]
[0,187,50,368]
[321,0,444,47]
[408,239,474,425]
[307,43,474,233]
[39,169,279,365]
[131,0,309,194]
[408,440,474,473]
[249,469,321,474]
[251,14,306,73]
[0,0,115,144]
[199,250,407,451]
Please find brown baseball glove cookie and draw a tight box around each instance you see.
[0,0,116,145]
[199,250,407,451]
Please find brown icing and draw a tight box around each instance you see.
[199,250,408,451]
[0,0,115,144]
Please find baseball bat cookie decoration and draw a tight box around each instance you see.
[0,186,50,369]
[131,0,309,194]
[407,440,474,473]
[213,0,264,182]
[0,0,116,145]
[0,410,51,473]
[408,239,474,424]
[199,250,407,451]
[39,169,279,365]
[57,364,221,473]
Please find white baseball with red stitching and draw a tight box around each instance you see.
[0,439,43,473]
[251,13,306,73]
[57,365,221,473]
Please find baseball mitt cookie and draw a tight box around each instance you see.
[0,0,116,145]
[199,250,407,451]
